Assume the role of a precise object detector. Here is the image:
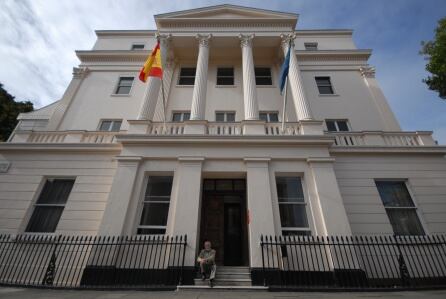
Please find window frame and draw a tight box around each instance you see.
[325,119,350,132]
[112,76,135,96]
[130,43,145,50]
[315,76,336,95]
[136,175,174,235]
[259,111,280,123]
[215,111,236,122]
[216,67,235,86]
[254,66,273,86]
[98,119,123,132]
[23,177,76,234]
[171,111,191,122]
[275,176,312,236]
[304,42,318,50]
[177,67,196,86]
[375,179,428,236]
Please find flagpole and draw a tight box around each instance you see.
[157,34,167,133]
[281,76,288,133]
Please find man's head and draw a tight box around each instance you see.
[204,240,211,250]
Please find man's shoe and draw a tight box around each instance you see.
[209,279,214,287]
[201,273,206,281]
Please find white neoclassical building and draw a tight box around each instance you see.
[1,4,446,289]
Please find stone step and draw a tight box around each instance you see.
[216,266,250,273]
[178,285,268,291]
[215,273,251,280]
[194,278,252,287]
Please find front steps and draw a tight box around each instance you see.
[189,266,257,288]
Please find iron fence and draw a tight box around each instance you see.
[260,235,446,290]
[0,234,187,289]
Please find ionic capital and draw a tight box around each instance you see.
[239,34,255,48]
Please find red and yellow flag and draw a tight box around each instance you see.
[139,41,163,82]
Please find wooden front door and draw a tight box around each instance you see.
[199,179,248,266]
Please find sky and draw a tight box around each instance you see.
[1,0,446,143]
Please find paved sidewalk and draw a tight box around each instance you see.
[1,287,446,299]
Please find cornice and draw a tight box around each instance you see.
[329,146,446,154]
[76,49,372,63]
[0,143,121,153]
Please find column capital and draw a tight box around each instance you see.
[196,34,212,47]
[360,66,376,78]
[280,33,297,50]
[239,34,255,48]
[72,67,89,79]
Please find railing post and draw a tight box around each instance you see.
[260,235,266,286]
[42,235,61,286]
[395,236,410,287]
[179,234,187,285]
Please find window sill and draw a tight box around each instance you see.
[111,94,132,97]
[318,94,339,97]
[215,85,237,88]
[256,85,276,88]
[175,85,194,88]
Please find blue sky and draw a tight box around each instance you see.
[1,0,445,143]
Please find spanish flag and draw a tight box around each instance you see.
[139,41,162,82]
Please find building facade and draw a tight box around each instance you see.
[1,4,446,288]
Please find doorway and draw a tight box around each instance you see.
[199,179,248,266]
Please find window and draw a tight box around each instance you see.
[216,67,234,85]
[375,181,425,235]
[99,120,122,132]
[172,111,190,122]
[131,44,145,50]
[325,120,349,132]
[255,67,272,85]
[178,67,196,85]
[315,76,334,95]
[304,42,318,50]
[137,176,173,235]
[259,112,279,122]
[25,179,75,233]
[276,177,311,236]
[216,111,235,122]
[115,77,134,95]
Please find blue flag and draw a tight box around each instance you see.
[279,44,291,93]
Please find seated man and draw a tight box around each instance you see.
[197,240,216,286]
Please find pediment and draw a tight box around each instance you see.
[155,4,297,29]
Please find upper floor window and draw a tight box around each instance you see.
[172,111,190,122]
[216,111,235,122]
[115,77,134,95]
[25,178,75,233]
[216,67,234,85]
[259,112,279,122]
[276,177,311,236]
[255,67,272,85]
[137,176,173,235]
[178,67,196,85]
[325,119,350,132]
[375,180,425,235]
[131,44,145,50]
[99,119,122,132]
[315,76,334,95]
[304,42,318,50]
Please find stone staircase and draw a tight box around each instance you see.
[177,266,268,290]
[194,266,252,286]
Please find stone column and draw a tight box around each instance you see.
[46,67,89,130]
[190,34,212,121]
[360,66,401,131]
[97,156,142,235]
[137,35,171,121]
[281,34,313,121]
[169,157,204,267]
[244,158,276,268]
[239,34,259,121]
[306,157,352,236]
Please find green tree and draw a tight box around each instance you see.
[0,83,34,141]
[420,17,446,99]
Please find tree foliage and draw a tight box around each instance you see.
[420,17,446,99]
[0,83,34,141]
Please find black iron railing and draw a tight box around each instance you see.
[260,235,446,290]
[0,234,187,289]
